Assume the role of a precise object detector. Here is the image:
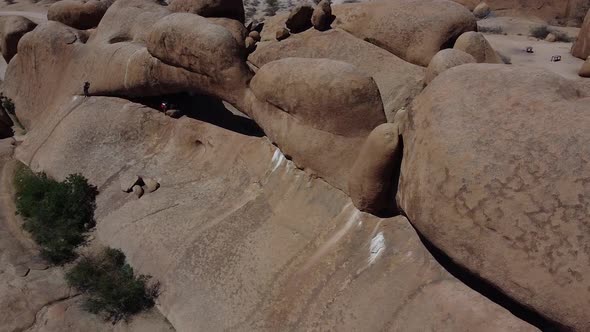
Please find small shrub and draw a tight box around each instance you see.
[66,248,160,322]
[0,93,15,115]
[552,30,575,42]
[264,0,279,16]
[478,25,503,34]
[14,165,98,263]
[529,25,550,39]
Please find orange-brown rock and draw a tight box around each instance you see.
[0,16,36,62]
[47,0,114,30]
[9,95,536,331]
[572,9,590,59]
[426,48,476,84]
[398,64,590,331]
[348,123,401,215]
[249,28,425,121]
[332,0,477,66]
[248,57,386,189]
[454,31,502,63]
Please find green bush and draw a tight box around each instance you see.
[66,248,160,322]
[14,165,98,263]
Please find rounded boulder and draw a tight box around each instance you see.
[473,2,490,18]
[0,16,37,62]
[47,0,114,30]
[454,31,502,63]
[425,48,476,84]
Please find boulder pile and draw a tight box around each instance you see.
[2,0,589,330]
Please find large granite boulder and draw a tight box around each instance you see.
[168,0,245,22]
[572,9,590,60]
[332,0,477,66]
[248,57,386,190]
[47,0,114,30]
[249,28,425,121]
[397,64,590,331]
[0,16,37,62]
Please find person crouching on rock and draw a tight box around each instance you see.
[160,101,168,113]
[83,81,90,97]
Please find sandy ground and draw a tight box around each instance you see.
[484,34,585,81]
[478,16,580,39]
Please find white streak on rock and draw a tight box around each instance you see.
[368,231,385,265]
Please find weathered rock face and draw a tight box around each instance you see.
[0,141,174,332]
[168,0,245,23]
[454,31,502,63]
[426,48,476,84]
[248,57,386,190]
[146,13,249,85]
[572,9,590,59]
[47,0,114,30]
[5,0,252,129]
[398,64,590,331]
[332,0,477,66]
[0,16,37,63]
[11,93,536,331]
[348,123,401,216]
[249,28,425,120]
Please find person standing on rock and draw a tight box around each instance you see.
[83,81,90,97]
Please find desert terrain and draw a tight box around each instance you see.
[0,0,589,331]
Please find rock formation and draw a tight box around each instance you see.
[2,0,588,329]
[285,4,314,33]
[47,0,115,30]
[250,28,425,120]
[332,0,477,66]
[473,2,490,18]
[398,64,590,331]
[0,16,37,62]
[454,31,502,63]
[348,123,401,216]
[311,0,333,31]
[425,49,476,84]
[572,9,590,59]
[248,57,386,189]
